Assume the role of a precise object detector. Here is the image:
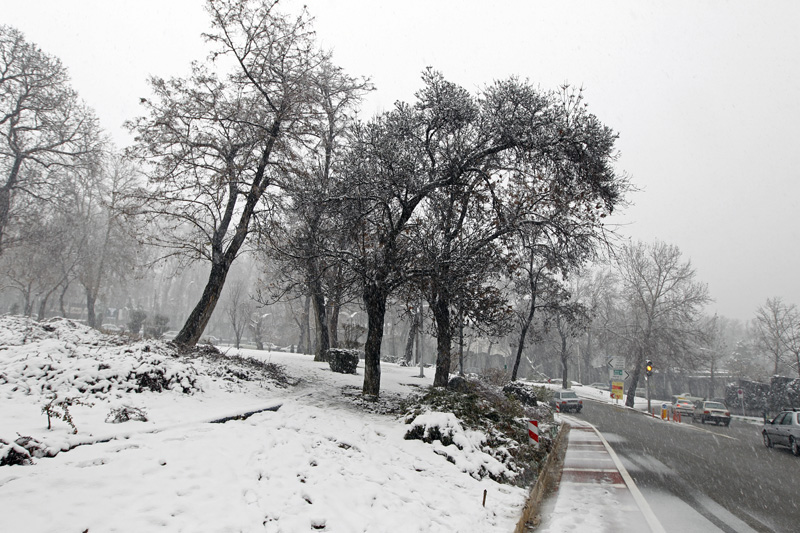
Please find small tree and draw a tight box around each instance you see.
[127,309,147,337]
[225,279,252,349]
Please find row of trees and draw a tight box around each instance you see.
[0,24,142,328]
[123,0,626,396]
[3,1,796,405]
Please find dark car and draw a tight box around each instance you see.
[692,400,731,426]
[762,409,800,456]
[549,389,583,413]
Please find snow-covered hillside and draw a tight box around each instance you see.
[0,316,534,532]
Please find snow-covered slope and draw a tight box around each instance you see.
[0,317,527,532]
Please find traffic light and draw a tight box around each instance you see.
[645,360,653,377]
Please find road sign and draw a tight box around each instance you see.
[737,388,744,399]
[608,357,625,370]
[609,368,630,381]
[611,381,624,400]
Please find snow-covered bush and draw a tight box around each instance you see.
[503,381,547,407]
[0,435,56,466]
[327,348,359,374]
[402,379,554,486]
[105,405,148,424]
[0,316,204,400]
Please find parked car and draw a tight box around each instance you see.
[762,409,800,456]
[588,382,609,391]
[549,389,583,413]
[692,400,731,426]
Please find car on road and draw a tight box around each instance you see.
[549,389,583,413]
[762,409,800,456]
[673,398,695,417]
[588,382,609,391]
[692,400,731,426]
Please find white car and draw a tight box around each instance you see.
[692,400,731,426]
[549,390,583,413]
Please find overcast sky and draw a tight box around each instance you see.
[5,0,799,322]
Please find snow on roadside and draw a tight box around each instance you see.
[0,317,528,532]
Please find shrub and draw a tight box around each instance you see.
[402,378,555,486]
[127,309,148,336]
[106,405,148,423]
[42,396,92,434]
[327,348,360,374]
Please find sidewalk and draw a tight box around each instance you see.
[534,416,666,533]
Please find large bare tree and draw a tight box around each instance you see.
[129,0,327,347]
[0,25,101,254]
[615,240,711,407]
[754,297,794,375]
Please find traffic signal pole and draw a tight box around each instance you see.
[645,360,653,413]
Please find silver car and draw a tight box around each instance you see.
[549,389,583,413]
[762,410,800,456]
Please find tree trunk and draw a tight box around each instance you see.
[310,280,330,361]
[296,295,310,354]
[432,293,452,388]
[709,360,715,399]
[512,268,541,381]
[363,284,387,396]
[59,282,70,317]
[626,350,645,408]
[174,261,230,347]
[560,332,569,389]
[404,310,420,363]
[0,156,23,255]
[458,316,464,376]
[37,296,49,321]
[86,288,98,328]
[328,303,340,349]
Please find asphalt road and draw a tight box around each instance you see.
[580,400,799,533]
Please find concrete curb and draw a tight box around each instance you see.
[514,423,570,533]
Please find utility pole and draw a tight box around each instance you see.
[645,360,654,413]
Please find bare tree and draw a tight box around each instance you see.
[225,278,252,349]
[74,155,141,328]
[128,0,326,347]
[782,306,800,378]
[615,240,711,407]
[262,60,370,361]
[755,297,794,375]
[0,25,101,254]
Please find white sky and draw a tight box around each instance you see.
[4,0,799,321]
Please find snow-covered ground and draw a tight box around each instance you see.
[0,317,529,532]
